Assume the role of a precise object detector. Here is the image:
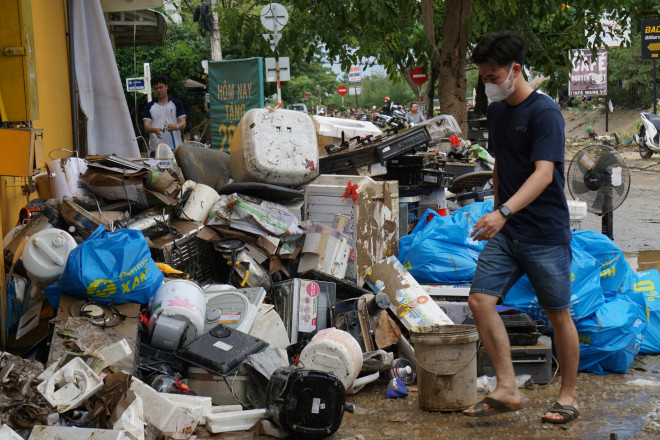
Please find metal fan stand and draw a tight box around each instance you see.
[601,188,614,240]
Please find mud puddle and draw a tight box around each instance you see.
[625,249,660,273]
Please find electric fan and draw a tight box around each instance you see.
[567,145,630,239]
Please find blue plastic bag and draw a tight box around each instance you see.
[45,226,163,310]
[629,270,660,354]
[575,296,646,374]
[571,230,636,296]
[385,377,409,399]
[398,202,492,284]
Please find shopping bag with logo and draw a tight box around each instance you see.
[45,225,163,309]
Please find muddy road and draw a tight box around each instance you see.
[331,148,660,440]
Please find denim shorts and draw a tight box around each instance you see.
[470,233,572,311]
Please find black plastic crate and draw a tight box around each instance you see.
[478,343,553,384]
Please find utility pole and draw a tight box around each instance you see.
[210,0,222,61]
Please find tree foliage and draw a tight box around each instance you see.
[215,0,660,124]
[115,7,210,141]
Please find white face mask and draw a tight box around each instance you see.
[485,65,517,102]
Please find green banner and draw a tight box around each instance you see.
[209,57,264,151]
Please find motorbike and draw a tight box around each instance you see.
[634,111,660,159]
[373,105,406,130]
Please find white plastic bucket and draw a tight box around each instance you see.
[179,181,221,222]
[149,280,206,337]
[46,156,89,199]
[22,228,78,288]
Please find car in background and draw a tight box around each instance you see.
[287,103,308,114]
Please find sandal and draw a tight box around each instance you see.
[541,402,579,424]
[463,397,521,417]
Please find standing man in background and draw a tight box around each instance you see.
[143,75,186,156]
[462,30,579,425]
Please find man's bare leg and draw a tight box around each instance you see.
[542,309,579,421]
[463,292,521,415]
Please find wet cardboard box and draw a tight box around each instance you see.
[47,293,140,373]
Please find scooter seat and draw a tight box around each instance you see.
[642,112,660,127]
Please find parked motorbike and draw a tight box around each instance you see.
[373,105,406,130]
[634,112,660,159]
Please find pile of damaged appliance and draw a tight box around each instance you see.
[1,107,503,439]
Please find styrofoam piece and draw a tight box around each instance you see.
[211,404,244,413]
[97,339,133,367]
[422,284,471,299]
[568,199,588,221]
[113,393,145,440]
[230,108,319,187]
[129,377,198,439]
[162,394,213,425]
[22,228,77,288]
[206,408,267,434]
[36,356,64,382]
[248,304,290,349]
[28,425,131,440]
[298,328,363,390]
[37,357,103,413]
[313,115,381,144]
[0,424,23,440]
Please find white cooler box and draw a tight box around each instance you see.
[230,108,319,187]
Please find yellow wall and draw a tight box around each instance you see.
[1,0,72,235]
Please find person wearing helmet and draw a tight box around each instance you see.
[382,96,394,115]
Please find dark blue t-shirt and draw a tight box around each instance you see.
[488,89,571,244]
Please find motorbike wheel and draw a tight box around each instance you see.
[638,126,654,159]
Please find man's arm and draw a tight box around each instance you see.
[144,119,162,138]
[471,159,554,240]
[176,116,186,131]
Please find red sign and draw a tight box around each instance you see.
[337,85,348,96]
[304,93,311,100]
[411,67,428,86]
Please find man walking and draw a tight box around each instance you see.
[143,75,186,155]
[462,30,579,425]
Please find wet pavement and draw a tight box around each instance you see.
[331,147,660,440]
[333,354,660,439]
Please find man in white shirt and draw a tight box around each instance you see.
[143,75,186,156]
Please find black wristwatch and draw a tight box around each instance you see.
[498,205,512,219]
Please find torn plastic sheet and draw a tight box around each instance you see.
[229,195,308,238]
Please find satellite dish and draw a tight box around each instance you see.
[260,3,288,32]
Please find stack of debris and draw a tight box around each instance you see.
[1,108,497,439]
